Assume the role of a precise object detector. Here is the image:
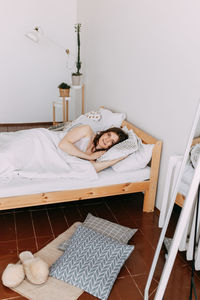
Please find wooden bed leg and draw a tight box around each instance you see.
[143,140,162,212]
[143,187,155,212]
[143,189,151,212]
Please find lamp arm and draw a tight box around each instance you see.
[44,35,69,55]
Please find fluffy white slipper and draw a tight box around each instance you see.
[2,263,25,288]
[19,251,49,285]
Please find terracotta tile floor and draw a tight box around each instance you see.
[0,124,200,299]
[0,194,200,300]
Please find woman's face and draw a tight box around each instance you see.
[97,132,119,150]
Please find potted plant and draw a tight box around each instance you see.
[58,82,70,97]
[72,23,82,86]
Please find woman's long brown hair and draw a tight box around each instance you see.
[93,127,128,151]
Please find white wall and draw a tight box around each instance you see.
[0,0,77,123]
[78,0,200,209]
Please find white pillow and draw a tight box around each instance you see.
[112,143,154,172]
[65,114,103,132]
[98,108,126,130]
[84,111,102,121]
[97,139,139,162]
[63,108,126,133]
[122,125,142,145]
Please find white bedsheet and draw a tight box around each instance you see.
[0,129,97,180]
[0,167,150,198]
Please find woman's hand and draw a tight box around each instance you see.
[91,155,128,172]
[86,151,106,161]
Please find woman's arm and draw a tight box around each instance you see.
[58,125,105,160]
[91,156,127,172]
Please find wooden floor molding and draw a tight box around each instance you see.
[0,122,52,132]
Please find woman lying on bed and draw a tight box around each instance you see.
[59,125,128,172]
[0,125,128,179]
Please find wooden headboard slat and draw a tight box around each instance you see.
[122,120,158,144]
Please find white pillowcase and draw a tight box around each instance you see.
[63,108,126,133]
[84,111,102,121]
[97,139,139,162]
[97,126,140,162]
[98,108,126,130]
[112,143,154,172]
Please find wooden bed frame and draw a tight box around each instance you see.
[0,120,162,212]
[175,137,200,207]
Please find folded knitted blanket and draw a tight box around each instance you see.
[190,143,200,168]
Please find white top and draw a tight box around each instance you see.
[74,136,90,153]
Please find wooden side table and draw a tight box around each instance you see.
[53,97,70,125]
[53,84,84,125]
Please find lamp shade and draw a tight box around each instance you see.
[25,31,39,43]
[25,27,42,43]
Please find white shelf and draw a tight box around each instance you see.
[53,84,84,123]
[58,96,71,100]
[71,85,82,90]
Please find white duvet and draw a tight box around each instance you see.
[0,128,98,180]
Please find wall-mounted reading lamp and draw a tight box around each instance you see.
[25,26,70,55]
[25,26,74,85]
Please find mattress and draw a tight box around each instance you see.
[0,166,150,198]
